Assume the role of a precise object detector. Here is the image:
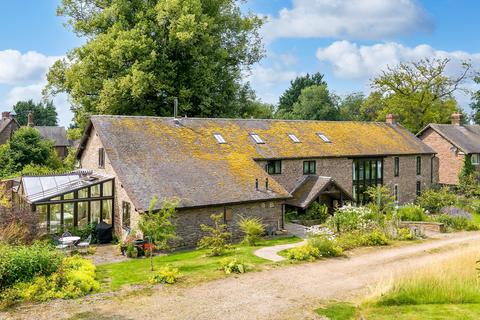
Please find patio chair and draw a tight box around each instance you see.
[54,237,68,251]
[77,234,92,253]
[62,231,72,237]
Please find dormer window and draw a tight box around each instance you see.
[250,133,264,144]
[287,133,300,143]
[213,133,226,144]
[317,132,331,143]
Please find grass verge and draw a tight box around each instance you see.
[97,236,300,290]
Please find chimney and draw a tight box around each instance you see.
[173,97,178,119]
[1,111,10,121]
[386,114,396,125]
[27,112,34,127]
[451,112,462,126]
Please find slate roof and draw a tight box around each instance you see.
[417,124,480,154]
[78,116,435,211]
[35,126,69,147]
[286,176,353,209]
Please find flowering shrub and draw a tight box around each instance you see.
[305,226,335,239]
[150,266,180,284]
[286,244,320,262]
[219,257,251,274]
[327,206,377,233]
[440,207,473,220]
[308,236,343,257]
[396,228,414,241]
[361,230,389,246]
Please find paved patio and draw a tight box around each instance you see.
[85,244,128,265]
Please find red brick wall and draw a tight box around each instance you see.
[419,128,463,185]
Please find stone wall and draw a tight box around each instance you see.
[0,120,19,145]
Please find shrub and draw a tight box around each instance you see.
[440,207,473,220]
[435,214,470,231]
[335,232,363,250]
[149,266,180,284]
[286,245,320,262]
[327,206,376,233]
[305,202,330,222]
[365,185,395,213]
[219,257,251,274]
[396,228,414,241]
[397,204,429,221]
[238,216,265,246]
[308,236,343,257]
[70,223,97,244]
[0,243,63,290]
[416,187,457,213]
[0,206,39,244]
[197,213,231,256]
[361,230,389,246]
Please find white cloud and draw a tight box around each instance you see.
[0,50,61,85]
[262,0,432,42]
[316,41,480,80]
[249,65,299,88]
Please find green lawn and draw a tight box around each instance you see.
[96,236,300,290]
[316,303,480,320]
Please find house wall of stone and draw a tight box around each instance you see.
[0,120,19,145]
[79,126,139,236]
[419,128,465,185]
[258,155,435,205]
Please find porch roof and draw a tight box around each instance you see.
[286,175,353,209]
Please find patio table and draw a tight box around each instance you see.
[59,236,80,247]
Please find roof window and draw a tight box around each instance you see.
[287,133,301,143]
[317,132,331,143]
[213,133,226,144]
[250,133,265,144]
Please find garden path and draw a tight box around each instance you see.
[4,231,480,320]
[254,239,307,262]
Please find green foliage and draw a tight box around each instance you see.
[238,216,264,246]
[286,244,320,262]
[471,75,480,124]
[397,204,429,221]
[305,202,330,223]
[335,230,389,250]
[66,128,83,141]
[0,127,63,177]
[327,206,375,233]
[276,72,326,117]
[458,155,480,198]
[316,302,356,320]
[197,213,232,256]
[337,92,366,121]
[47,0,264,127]
[0,243,63,290]
[0,256,99,307]
[308,236,343,257]
[138,197,177,251]
[149,266,180,284]
[13,100,58,126]
[435,214,470,231]
[70,223,97,244]
[416,187,457,213]
[361,229,389,246]
[367,58,470,133]
[287,84,339,120]
[219,257,251,274]
[365,185,395,214]
[397,228,415,241]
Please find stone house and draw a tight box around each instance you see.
[0,112,20,145]
[417,113,480,185]
[68,114,436,247]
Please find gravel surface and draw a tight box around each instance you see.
[2,232,480,320]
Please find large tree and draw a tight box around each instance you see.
[276,72,326,118]
[337,92,366,121]
[45,0,264,127]
[13,100,58,126]
[289,85,339,121]
[367,58,470,133]
[470,75,480,124]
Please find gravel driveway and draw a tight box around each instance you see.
[3,232,480,320]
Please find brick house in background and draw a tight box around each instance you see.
[68,114,436,247]
[417,113,480,185]
[0,112,20,145]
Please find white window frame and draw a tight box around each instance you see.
[250,133,265,144]
[213,133,226,144]
[287,133,300,143]
[317,132,331,143]
[471,154,480,165]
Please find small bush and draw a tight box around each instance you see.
[416,187,457,213]
[397,204,429,221]
[327,206,375,233]
[435,214,470,231]
[305,202,330,222]
[397,228,414,241]
[149,266,180,284]
[440,207,473,220]
[238,216,265,246]
[361,230,389,246]
[335,232,363,250]
[197,214,232,256]
[0,243,63,290]
[286,245,320,262]
[308,236,343,257]
[219,257,251,274]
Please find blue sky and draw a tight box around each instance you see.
[1,0,479,127]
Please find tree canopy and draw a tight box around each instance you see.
[470,75,480,124]
[366,58,470,133]
[288,84,339,121]
[45,0,265,127]
[276,73,326,118]
[13,100,58,126]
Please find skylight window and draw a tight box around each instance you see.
[287,133,300,143]
[250,133,264,144]
[213,133,226,144]
[317,132,331,143]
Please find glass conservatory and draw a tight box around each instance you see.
[14,170,115,234]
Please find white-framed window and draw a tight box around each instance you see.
[287,133,300,143]
[250,133,265,144]
[213,133,226,144]
[471,154,480,165]
[317,132,331,143]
